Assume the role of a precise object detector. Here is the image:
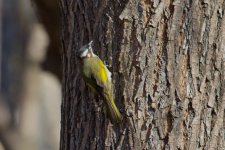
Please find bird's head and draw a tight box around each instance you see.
[77,41,94,59]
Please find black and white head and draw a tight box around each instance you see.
[77,41,95,58]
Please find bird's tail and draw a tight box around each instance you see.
[104,93,122,124]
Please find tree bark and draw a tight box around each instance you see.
[60,0,225,149]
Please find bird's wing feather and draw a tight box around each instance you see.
[88,57,122,123]
[91,57,111,90]
[82,57,110,94]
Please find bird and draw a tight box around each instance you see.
[77,41,122,124]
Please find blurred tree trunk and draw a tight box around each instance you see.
[60,0,225,149]
[0,0,34,149]
[32,0,61,80]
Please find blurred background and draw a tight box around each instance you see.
[0,0,61,149]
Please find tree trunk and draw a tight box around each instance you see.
[33,0,62,80]
[60,0,225,149]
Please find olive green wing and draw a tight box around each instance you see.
[90,57,122,124]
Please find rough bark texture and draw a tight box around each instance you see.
[60,0,225,149]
